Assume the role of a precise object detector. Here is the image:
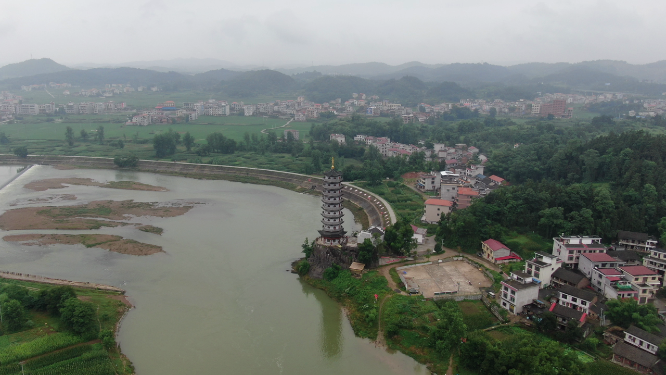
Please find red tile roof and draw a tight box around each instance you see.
[483,239,509,252]
[425,198,453,207]
[489,175,504,182]
[458,187,479,196]
[620,266,659,276]
[495,252,522,261]
[581,253,618,262]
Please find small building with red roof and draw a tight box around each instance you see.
[422,198,453,224]
[482,239,522,264]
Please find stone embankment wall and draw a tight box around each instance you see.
[0,155,394,228]
[0,270,125,293]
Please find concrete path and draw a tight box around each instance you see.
[260,118,293,134]
[344,183,397,225]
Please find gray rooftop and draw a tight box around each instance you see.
[552,268,586,285]
[613,341,659,369]
[627,325,663,346]
[557,284,597,302]
[551,304,584,321]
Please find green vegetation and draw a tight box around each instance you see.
[305,270,390,339]
[354,181,424,223]
[0,280,132,374]
[604,298,661,332]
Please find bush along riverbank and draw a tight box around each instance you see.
[300,267,391,340]
[0,278,133,375]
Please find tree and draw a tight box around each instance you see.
[13,146,28,158]
[60,298,99,339]
[489,107,497,118]
[301,238,314,259]
[182,132,194,152]
[2,299,25,332]
[100,329,116,350]
[153,133,177,158]
[97,126,105,144]
[605,298,661,332]
[357,239,378,265]
[35,286,76,315]
[80,129,88,141]
[65,126,74,146]
[114,155,139,168]
[0,132,10,145]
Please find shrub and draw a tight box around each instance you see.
[113,155,138,168]
[297,260,310,276]
[323,264,341,281]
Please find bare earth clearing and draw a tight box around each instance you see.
[0,200,194,230]
[3,233,163,255]
[24,178,168,192]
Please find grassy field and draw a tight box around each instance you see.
[19,89,301,108]
[0,279,133,374]
[353,181,425,223]
[458,300,498,331]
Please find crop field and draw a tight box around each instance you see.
[0,280,133,374]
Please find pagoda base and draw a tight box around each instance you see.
[307,238,357,279]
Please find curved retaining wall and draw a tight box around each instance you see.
[0,155,395,228]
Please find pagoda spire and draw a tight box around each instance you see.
[318,163,346,245]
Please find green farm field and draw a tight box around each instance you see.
[4,115,301,144]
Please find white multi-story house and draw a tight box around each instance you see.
[524,252,562,288]
[18,104,39,115]
[416,172,440,192]
[500,272,540,314]
[643,247,666,273]
[618,266,662,304]
[557,284,597,314]
[590,268,639,301]
[552,235,606,269]
[578,253,624,278]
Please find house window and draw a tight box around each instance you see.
[571,297,578,303]
[581,301,586,306]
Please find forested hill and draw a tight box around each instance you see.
[439,129,666,253]
[0,58,70,80]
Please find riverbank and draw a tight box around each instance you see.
[0,154,394,229]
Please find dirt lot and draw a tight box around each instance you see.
[400,261,491,299]
[0,200,193,230]
[3,234,163,256]
[24,178,168,192]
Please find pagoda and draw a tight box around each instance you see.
[318,158,347,245]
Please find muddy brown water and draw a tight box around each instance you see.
[0,165,428,375]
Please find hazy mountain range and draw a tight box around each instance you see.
[2,58,666,105]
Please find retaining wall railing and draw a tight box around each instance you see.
[0,155,396,228]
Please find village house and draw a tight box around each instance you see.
[284,129,299,140]
[590,268,639,301]
[551,268,590,289]
[422,198,453,224]
[643,247,666,273]
[500,272,540,314]
[556,284,597,314]
[357,226,385,244]
[524,252,562,288]
[578,253,624,278]
[456,187,479,209]
[552,235,606,269]
[329,134,346,144]
[416,172,440,192]
[618,265,662,304]
[617,231,658,252]
[440,175,459,201]
[608,250,643,266]
[481,239,522,264]
[613,325,664,374]
[549,303,588,331]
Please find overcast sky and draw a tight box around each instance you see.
[1,0,665,67]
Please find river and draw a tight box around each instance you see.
[0,165,428,375]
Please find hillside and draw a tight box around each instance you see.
[0,58,70,80]
[215,70,297,97]
[0,67,192,89]
[303,75,377,103]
